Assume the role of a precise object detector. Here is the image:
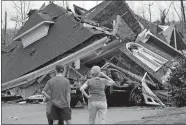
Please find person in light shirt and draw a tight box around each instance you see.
[80,66,115,124]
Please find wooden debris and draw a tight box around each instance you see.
[2,37,109,91]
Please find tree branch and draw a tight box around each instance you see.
[26,1,31,15]
[13,1,21,10]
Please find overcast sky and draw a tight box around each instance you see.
[1,1,185,29]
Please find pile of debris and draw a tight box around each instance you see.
[2,1,186,107]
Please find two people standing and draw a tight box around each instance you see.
[42,65,114,124]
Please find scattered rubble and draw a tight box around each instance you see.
[1,1,186,107]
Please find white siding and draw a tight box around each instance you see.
[21,24,49,48]
[127,42,168,72]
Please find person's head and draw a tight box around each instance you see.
[55,65,64,74]
[90,66,101,77]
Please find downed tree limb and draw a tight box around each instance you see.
[2,37,108,91]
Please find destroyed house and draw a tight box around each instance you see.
[2,3,104,83]
[74,1,185,85]
[74,1,166,42]
[2,1,185,89]
[2,1,185,106]
[84,1,142,34]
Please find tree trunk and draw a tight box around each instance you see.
[180,0,186,33]
[181,0,186,23]
[3,11,7,46]
[149,5,152,22]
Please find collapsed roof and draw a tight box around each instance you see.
[85,1,142,34]
[2,1,186,90]
[2,3,103,83]
[74,1,167,42]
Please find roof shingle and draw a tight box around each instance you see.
[14,12,53,40]
[2,3,100,83]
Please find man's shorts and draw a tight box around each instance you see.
[50,104,71,121]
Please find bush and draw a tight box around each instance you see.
[168,57,186,107]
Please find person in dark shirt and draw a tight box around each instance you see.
[42,65,71,125]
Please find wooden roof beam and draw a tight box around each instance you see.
[2,37,109,91]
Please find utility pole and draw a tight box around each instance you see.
[3,11,7,46]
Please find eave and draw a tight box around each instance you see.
[13,21,54,41]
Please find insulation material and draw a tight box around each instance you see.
[135,29,150,43]
[74,58,80,70]
[162,25,174,44]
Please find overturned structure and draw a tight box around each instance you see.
[2,1,186,107]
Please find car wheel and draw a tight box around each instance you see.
[129,86,144,106]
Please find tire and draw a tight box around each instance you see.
[131,92,143,106]
[70,93,79,108]
[129,86,144,106]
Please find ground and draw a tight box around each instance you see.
[2,102,186,124]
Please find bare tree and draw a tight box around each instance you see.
[2,11,7,45]
[10,1,33,27]
[145,2,154,22]
[160,9,166,25]
[170,1,184,33]
[169,1,182,21]
[141,2,146,19]
[158,2,173,25]
[180,0,186,33]
[180,0,186,23]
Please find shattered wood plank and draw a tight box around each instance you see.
[68,65,84,78]
[2,37,108,91]
[83,23,113,35]
[113,15,136,42]
[87,1,141,34]
[83,40,122,64]
[73,4,88,16]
